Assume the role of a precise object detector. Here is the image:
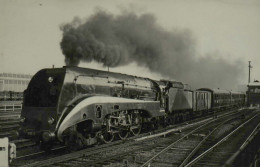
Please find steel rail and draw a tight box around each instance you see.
[14,108,242,167]
[184,113,260,167]
[18,137,132,167]
[140,108,245,167]
[140,116,224,167]
[224,121,260,166]
[19,117,213,167]
[178,113,241,167]
[61,109,243,167]
[75,109,246,167]
[15,146,66,160]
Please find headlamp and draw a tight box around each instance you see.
[48,77,53,83]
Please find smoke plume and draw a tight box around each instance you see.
[60,10,244,89]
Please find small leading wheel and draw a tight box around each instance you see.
[76,137,84,150]
[118,130,128,140]
[102,131,114,143]
[130,125,142,136]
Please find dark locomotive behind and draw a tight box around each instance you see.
[19,66,246,149]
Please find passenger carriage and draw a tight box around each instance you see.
[198,88,231,111]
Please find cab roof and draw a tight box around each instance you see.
[198,88,230,94]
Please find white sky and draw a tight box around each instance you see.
[0,0,260,84]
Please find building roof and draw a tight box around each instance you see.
[230,91,246,95]
[248,82,260,87]
[198,88,230,94]
[0,73,32,79]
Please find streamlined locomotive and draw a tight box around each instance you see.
[20,66,246,149]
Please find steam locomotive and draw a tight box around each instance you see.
[19,66,246,149]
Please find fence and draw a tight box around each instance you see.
[0,103,22,111]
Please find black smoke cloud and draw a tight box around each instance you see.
[60,10,244,89]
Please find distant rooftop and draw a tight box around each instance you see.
[248,82,260,86]
[0,73,32,79]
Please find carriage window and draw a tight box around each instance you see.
[255,88,260,93]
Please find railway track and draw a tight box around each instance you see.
[0,110,21,139]
[139,109,260,167]
[10,108,251,167]
[10,107,232,165]
[0,110,38,152]
[185,111,260,167]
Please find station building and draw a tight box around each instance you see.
[0,73,32,101]
[247,81,260,107]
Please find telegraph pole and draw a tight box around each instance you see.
[248,61,253,84]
